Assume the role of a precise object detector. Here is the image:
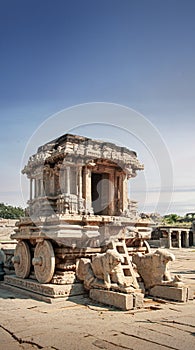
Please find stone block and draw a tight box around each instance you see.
[149,285,189,302]
[133,292,144,308]
[90,289,134,310]
[187,287,194,300]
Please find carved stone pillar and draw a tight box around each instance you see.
[108,172,115,215]
[83,166,92,212]
[78,166,83,199]
[65,166,70,194]
[185,231,189,248]
[30,178,33,200]
[49,171,55,195]
[178,230,181,248]
[40,179,44,197]
[59,168,65,193]
[168,229,172,249]
[37,179,41,197]
[69,166,77,195]
[115,173,121,215]
[86,168,92,209]
[34,179,37,198]
[122,174,128,212]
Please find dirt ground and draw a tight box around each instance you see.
[0,248,195,350]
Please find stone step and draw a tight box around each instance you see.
[121,264,133,269]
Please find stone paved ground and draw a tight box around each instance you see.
[0,248,194,350]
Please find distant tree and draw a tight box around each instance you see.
[183,213,195,222]
[162,213,183,225]
[0,203,25,219]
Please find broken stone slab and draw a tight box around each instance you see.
[149,285,190,302]
[4,275,85,298]
[51,271,77,284]
[89,288,144,310]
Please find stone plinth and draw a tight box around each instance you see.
[149,285,190,302]
[90,288,144,310]
[4,275,85,299]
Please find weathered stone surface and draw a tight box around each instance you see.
[91,249,125,286]
[76,242,140,295]
[90,288,134,310]
[1,279,195,350]
[51,271,77,284]
[133,249,183,290]
[151,225,195,249]
[77,249,129,290]
[33,240,55,283]
[12,241,31,279]
[0,219,17,241]
[149,285,189,302]
[0,249,5,263]
[11,133,153,287]
[188,287,194,300]
[133,292,144,308]
[4,275,85,298]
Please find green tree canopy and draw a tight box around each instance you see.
[0,203,25,219]
[162,213,194,225]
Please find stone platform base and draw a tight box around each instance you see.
[4,275,85,302]
[90,289,144,310]
[149,285,191,302]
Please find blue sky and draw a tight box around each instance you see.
[0,0,195,215]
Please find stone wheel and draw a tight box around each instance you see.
[13,241,31,278]
[33,240,55,283]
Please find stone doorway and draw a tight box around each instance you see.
[189,231,193,246]
[91,172,110,215]
[181,232,186,248]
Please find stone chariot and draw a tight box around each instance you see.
[12,134,152,284]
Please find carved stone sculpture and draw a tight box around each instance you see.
[76,249,130,290]
[132,248,183,290]
[92,249,125,288]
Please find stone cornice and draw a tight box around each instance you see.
[22,133,144,176]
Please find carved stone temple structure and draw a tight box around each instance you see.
[6,134,191,308]
[24,133,143,220]
[151,225,195,249]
